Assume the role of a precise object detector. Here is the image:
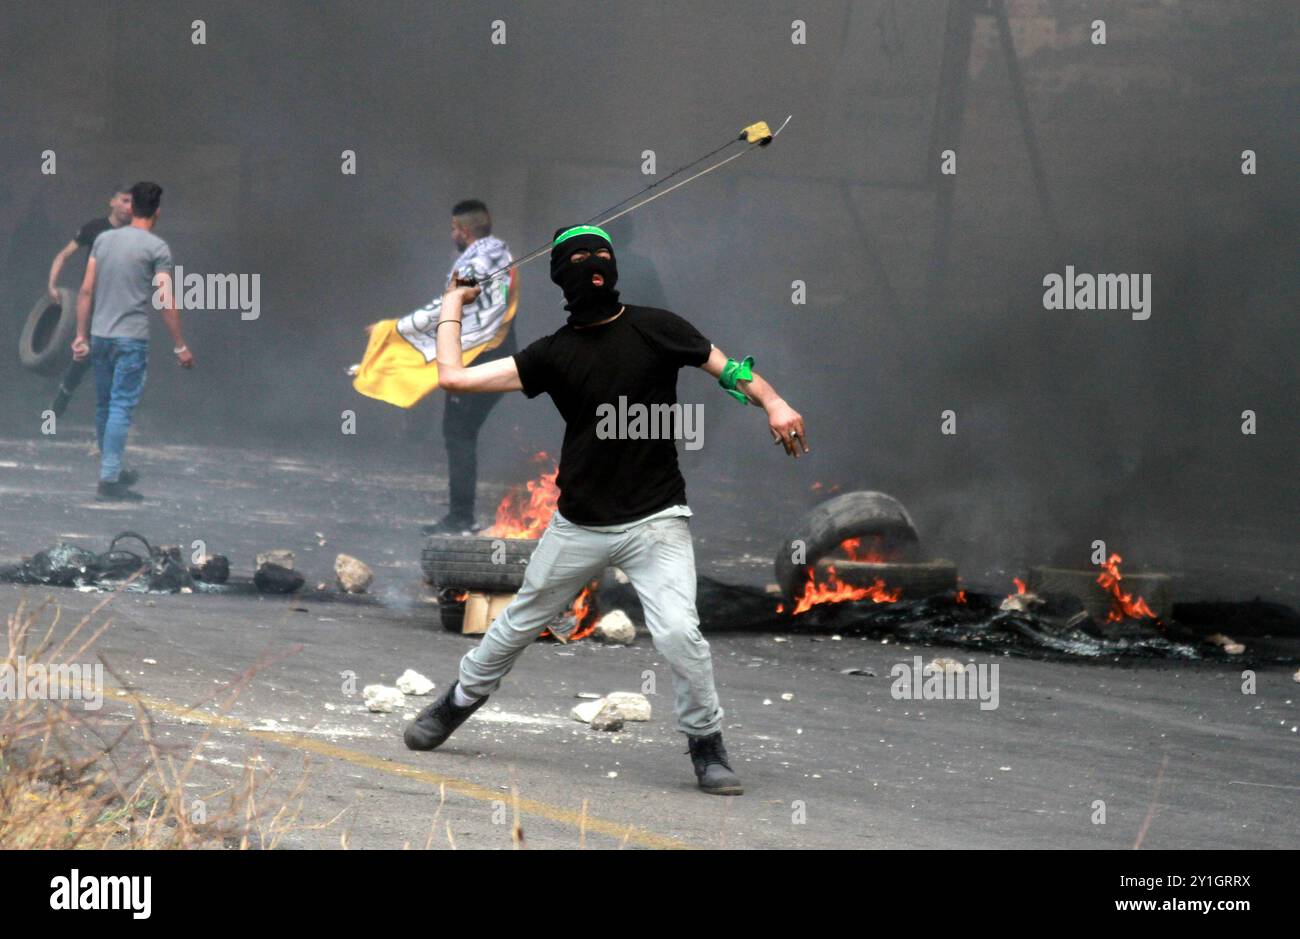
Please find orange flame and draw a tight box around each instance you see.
[541,586,598,642]
[955,589,967,605]
[787,564,901,616]
[486,452,560,539]
[568,586,597,640]
[1000,578,1030,606]
[1096,553,1157,622]
[839,536,891,563]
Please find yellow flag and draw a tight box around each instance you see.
[352,271,518,409]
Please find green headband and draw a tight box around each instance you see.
[552,225,612,249]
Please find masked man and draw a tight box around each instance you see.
[403,225,808,796]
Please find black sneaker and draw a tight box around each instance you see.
[420,514,476,535]
[403,682,488,751]
[687,732,744,795]
[96,480,144,502]
[117,467,139,487]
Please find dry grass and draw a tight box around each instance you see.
[0,591,316,849]
[3,589,652,851]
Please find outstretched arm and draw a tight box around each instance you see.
[435,285,523,393]
[699,346,809,457]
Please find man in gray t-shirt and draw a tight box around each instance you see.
[88,226,173,339]
[72,181,195,501]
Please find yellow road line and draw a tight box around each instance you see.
[112,688,690,850]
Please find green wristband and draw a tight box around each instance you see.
[718,355,754,404]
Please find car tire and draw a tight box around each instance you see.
[422,534,537,592]
[774,491,921,601]
[19,287,76,373]
[810,558,958,599]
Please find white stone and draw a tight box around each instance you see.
[570,699,607,723]
[572,692,651,723]
[396,669,434,696]
[593,609,636,644]
[335,553,374,593]
[362,684,405,713]
[604,691,651,721]
[590,703,625,732]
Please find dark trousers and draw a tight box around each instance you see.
[442,327,516,521]
[53,356,92,407]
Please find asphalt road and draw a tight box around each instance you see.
[1,431,1297,849]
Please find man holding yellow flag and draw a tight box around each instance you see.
[353,200,518,533]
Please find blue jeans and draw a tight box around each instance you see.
[91,337,148,483]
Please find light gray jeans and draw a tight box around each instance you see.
[458,511,723,736]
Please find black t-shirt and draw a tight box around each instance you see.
[513,305,712,526]
[74,217,113,250]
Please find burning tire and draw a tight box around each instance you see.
[421,534,537,592]
[18,287,76,373]
[774,490,921,601]
[813,558,957,599]
[1028,565,1173,622]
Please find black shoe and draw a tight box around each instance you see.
[687,732,744,795]
[96,480,144,502]
[421,514,476,536]
[403,682,488,751]
[117,467,139,487]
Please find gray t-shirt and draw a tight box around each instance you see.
[89,226,173,340]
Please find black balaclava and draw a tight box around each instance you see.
[549,225,621,327]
